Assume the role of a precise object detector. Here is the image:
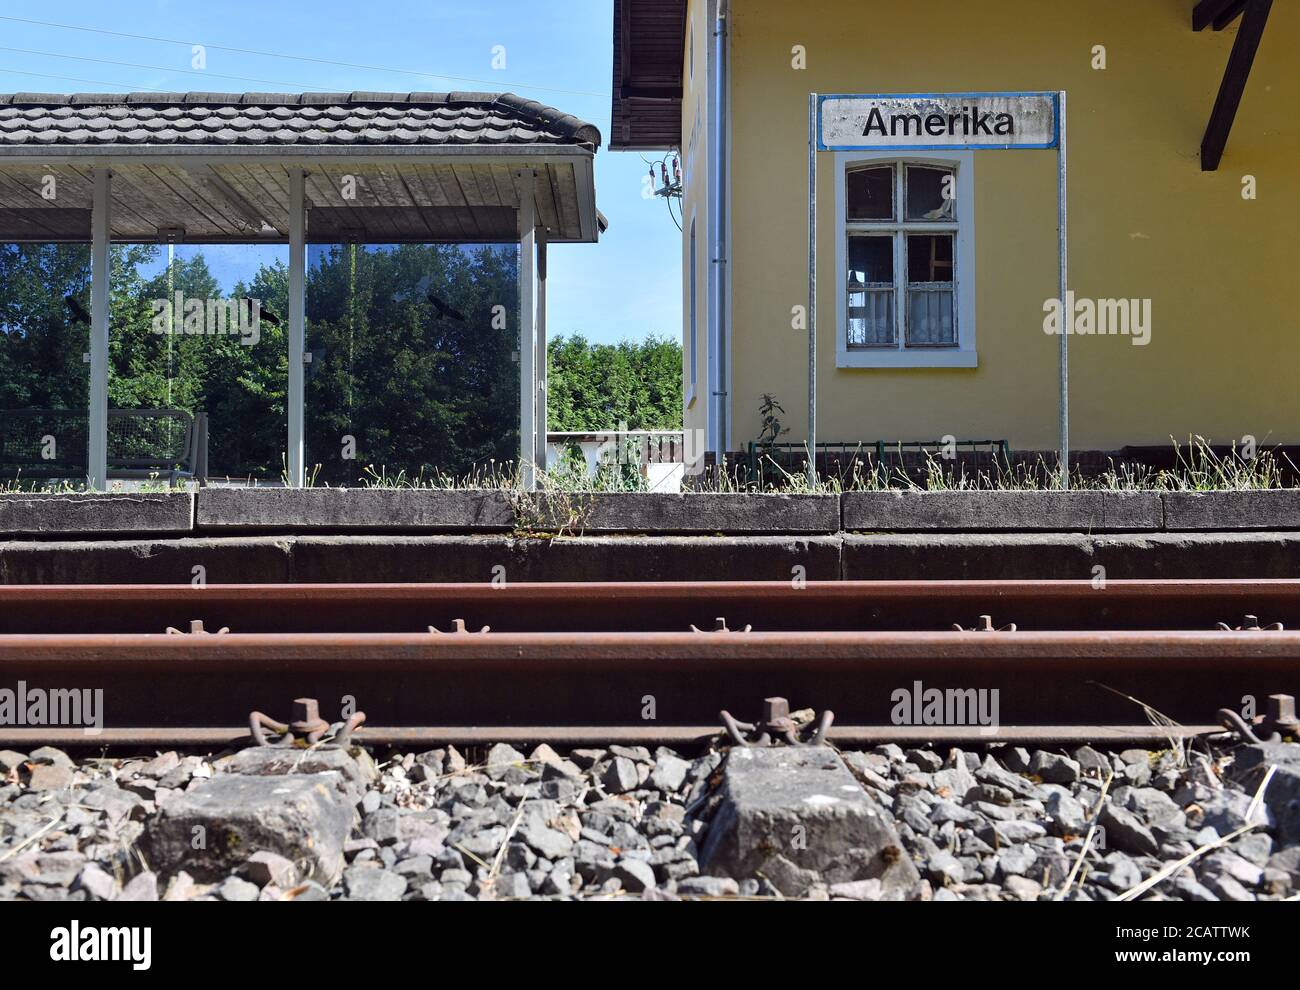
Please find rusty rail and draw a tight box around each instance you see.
[2,579,1300,634]
[0,581,1295,746]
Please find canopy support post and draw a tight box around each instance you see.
[88,166,111,492]
[516,169,537,491]
[535,225,548,474]
[287,168,306,488]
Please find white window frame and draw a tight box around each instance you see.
[835,150,976,368]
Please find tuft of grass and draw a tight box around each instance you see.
[6,434,1293,495]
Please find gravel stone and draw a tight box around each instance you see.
[7,735,1298,904]
[650,754,691,793]
[28,746,74,769]
[997,845,1037,877]
[986,820,1047,845]
[1003,875,1042,901]
[484,743,529,780]
[614,858,657,893]
[1001,748,1032,773]
[521,818,574,860]
[343,866,407,901]
[906,749,943,773]
[76,863,118,901]
[1100,856,1142,891]
[1045,791,1087,835]
[1171,875,1219,901]
[600,757,641,795]
[677,875,739,897]
[1098,802,1160,856]
[1031,752,1081,785]
[119,871,159,902]
[25,765,73,791]
[926,851,965,886]
[218,876,261,902]
[1200,872,1254,902]
[242,850,298,888]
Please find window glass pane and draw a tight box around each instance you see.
[906,234,955,346]
[846,165,894,221]
[907,233,953,282]
[848,234,893,287]
[307,243,519,485]
[127,244,289,482]
[847,235,895,347]
[905,165,955,222]
[0,244,90,487]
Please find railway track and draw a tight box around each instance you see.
[0,580,1296,748]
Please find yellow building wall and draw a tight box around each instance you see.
[680,0,711,445]
[720,0,1300,452]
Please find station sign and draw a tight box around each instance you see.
[818,92,1060,152]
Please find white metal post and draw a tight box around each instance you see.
[88,166,111,491]
[807,93,818,487]
[516,169,537,490]
[1057,91,1069,490]
[535,225,548,473]
[287,168,306,488]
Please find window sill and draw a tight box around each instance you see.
[837,349,978,369]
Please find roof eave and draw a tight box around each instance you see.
[0,143,597,163]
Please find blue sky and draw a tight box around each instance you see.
[0,0,681,345]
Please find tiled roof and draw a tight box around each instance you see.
[0,92,602,150]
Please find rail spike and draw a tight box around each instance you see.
[1216,614,1284,632]
[692,617,752,633]
[166,619,229,635]
[1217,693,1300,745]
[428,619,490,634]
[248,697,366,749]
[951,614,1016,633]
[720,696,833,748]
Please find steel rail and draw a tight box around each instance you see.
[0,725,1220,748]
[2,579,1300,635]
[1,581,1296,747]
[3,629,1300,659]
[0,628,1293,746]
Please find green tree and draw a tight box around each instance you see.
[547,333,682,431]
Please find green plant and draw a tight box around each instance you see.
[756,394,789,454]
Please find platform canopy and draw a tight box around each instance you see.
[0,91,603,489]
[0,91,603,242]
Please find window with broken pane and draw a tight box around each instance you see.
[844,159,960,352]
[905,234,955,346]
[846,165,895,221]
[905,165,955,222]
